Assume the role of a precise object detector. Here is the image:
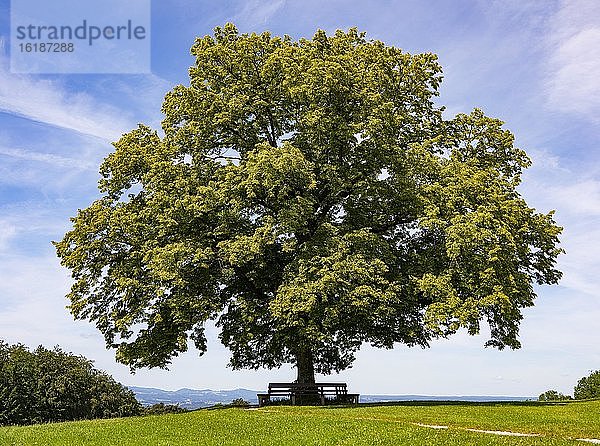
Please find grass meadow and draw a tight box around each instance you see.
[0,400,598,445]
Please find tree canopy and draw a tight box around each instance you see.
[55,24,562,383]
[574,370,600,400]
[538,390,571,402]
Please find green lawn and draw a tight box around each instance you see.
[1,400,599,445]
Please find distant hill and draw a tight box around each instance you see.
[129,387,259,409]
[128,386,533,409]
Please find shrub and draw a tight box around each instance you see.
[574,370,600,400]
[0,341,141,425]
[538,390,572,401]
[142,403,187,415]
[230,398,250,407]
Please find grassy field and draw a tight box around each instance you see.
[1,400,599,445]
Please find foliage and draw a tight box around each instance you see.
[208,403,226,410]
[230,398,250,407]
[55,24,563,382]
[0,341,140,426]
[1,401,600,445]
[538,390,572,401]
[574,370,600,400]
[142,403,187,415]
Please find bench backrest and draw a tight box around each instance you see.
[269,383,347,388]
[268,382,348,394]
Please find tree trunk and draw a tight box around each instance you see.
[295,349,315,384]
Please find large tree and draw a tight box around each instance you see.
[55,25,562,384]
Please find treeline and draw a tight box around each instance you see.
[0,341,141,426]
[539,370,600,401]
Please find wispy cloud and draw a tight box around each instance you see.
[0,63,134,141]
[0,220,16,251]
[106,73,173,130]
[522,156,600,298]
[550,179,600,216]
[0,133,105,196]
[545,0,600,120]
[0,202,72,250]
[232,0,286,28]
[0,146,94,170]
[0,253,94,350]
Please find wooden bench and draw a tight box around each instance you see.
[257,382,359,407]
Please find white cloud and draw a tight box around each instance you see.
[0,201,76,254]
[0,141,103,197]
[0,146,94,170]
[521,157,600,298]
[0,64,134,141]
[550,0,600,42]
[527,148,566,172]
[545,0,600,119]
[550,179,600,216]
[105,73,173,131]
[0,220,16,251]
[558,224,600,297]
[0,254,118,373]
[233,0,286,28]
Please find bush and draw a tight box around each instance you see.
[142,403,187,415]
[230,398,250,407]
[0,341,141,425]
[538,390,572,401]
[574,370,600,400]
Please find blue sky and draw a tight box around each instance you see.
[0,0,599,396]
